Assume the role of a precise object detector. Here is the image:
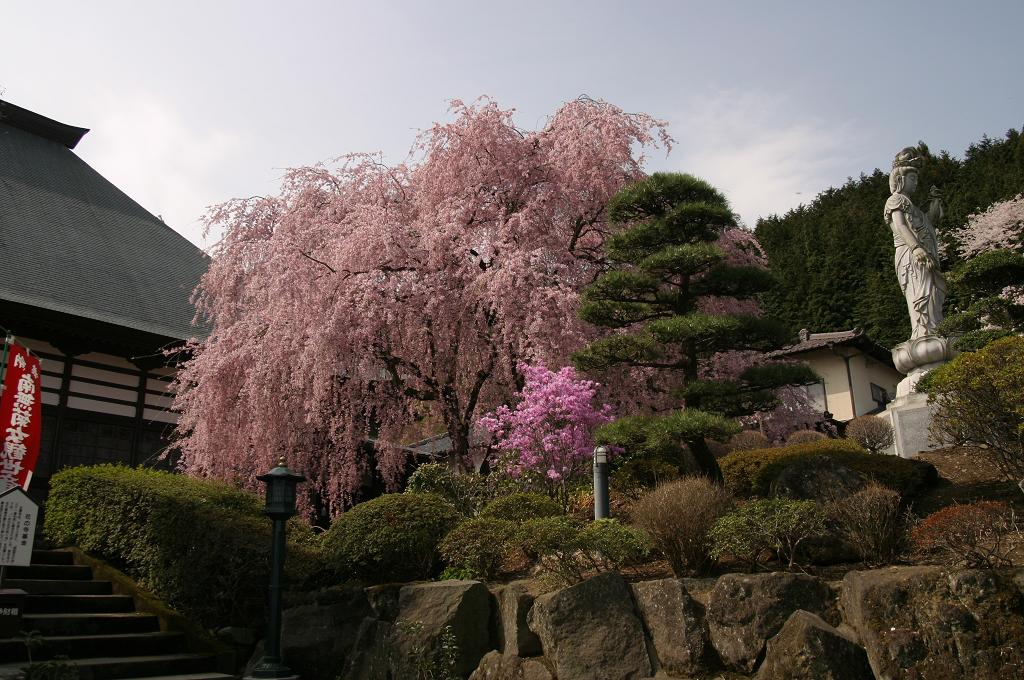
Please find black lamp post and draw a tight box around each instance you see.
[246,457,305,680]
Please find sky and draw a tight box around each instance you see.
[3,1,1023,249]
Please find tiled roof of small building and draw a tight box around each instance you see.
[768,328,895,367]
[0,100,209,342]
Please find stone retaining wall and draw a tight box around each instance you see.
[259,565,1024,679]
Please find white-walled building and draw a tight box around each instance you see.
[768,328,902,423]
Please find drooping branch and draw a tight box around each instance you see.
[172,96,671,513]
[300,251,337,273]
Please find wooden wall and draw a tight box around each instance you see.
[15,336,180,480]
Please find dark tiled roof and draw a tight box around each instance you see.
[399,429,491,458]
[768,328,895,367]
[0,100,209,342]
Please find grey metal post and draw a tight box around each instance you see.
[593,445,609,520]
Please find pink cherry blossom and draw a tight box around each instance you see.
[958,194,1024,258]
[171,97,669,515]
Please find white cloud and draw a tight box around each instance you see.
[660,90,867,228]
[74,92,243,249]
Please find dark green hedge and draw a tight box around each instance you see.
[479,492,562,522]
[45,464,324,628]
[322,492,462,583]
[720,439,937,498]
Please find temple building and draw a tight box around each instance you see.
[768,328,902,422]
[0,99,208,496]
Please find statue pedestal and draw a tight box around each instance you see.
[884,392,940,458]
[885,334,954,457]
[894,361,943,398]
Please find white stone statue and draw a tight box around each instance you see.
[885,147,946,338]
[884,147,954,395]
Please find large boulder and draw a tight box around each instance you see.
[706,572,833,673]
[528,571,652,680]
[769,457,865,500]
[841,566,1024,679]
[493,582,542,657]
[365,583,403,622]
[345,618,393,680]
[470,651,554,680]
[630,578,708,676]
[276,586,375,680]
[393,579,493,677]
[756,610,873,680]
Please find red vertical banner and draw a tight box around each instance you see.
[0,343,42,491]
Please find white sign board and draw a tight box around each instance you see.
[0,487,37,566]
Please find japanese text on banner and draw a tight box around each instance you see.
[0,344,42,491]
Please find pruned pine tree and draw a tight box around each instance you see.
[573,173,816,482]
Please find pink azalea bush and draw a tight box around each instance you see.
[479,363,614,508]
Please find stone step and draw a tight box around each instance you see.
[0,653,218,680]
[22,612,161,636]
[116,675,235,680]
[6,564,93,580]
[30,550,75,565]
[26,594,136,614]
[2,578,113,595]
[0,631,185,662]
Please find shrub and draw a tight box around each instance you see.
[911,501,1019,568]
[515,516,585,584]
[922,336,1024,485]
[719,439,936,498]
[577,519,650,572]
[567,487,596,520]
[438,518,516,580]
[390,621,460,680]
[513,516,648,584]
[609,457,682,498]
[405,463,496,516]
[710,498,827,570]
[479,363,614,511]
[828,482,907,564]
[785,429,827,445]
[845,416,895,454]
[323,492,462,583]
[516,516,582,560]
[631,477,733,576]
[727,430,770,452]
[44,464,324,628]
[479,492,562,522]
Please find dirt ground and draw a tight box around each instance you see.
[914,446,1023,515]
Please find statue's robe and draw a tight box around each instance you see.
[885,193,947,339]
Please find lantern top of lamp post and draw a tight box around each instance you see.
[257,457,307,485]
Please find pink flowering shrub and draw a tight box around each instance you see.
[479,363,614,508]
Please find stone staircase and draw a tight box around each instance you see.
[0,550,235,680]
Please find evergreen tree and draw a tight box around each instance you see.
[939,248,1024,350]
[573,173,815,482]
[757,128,1024,348]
